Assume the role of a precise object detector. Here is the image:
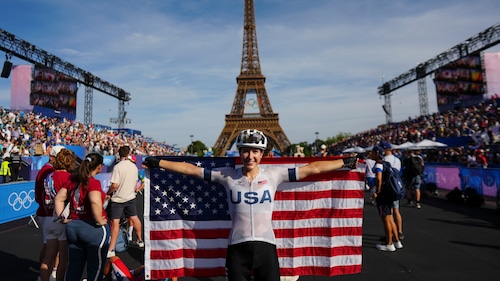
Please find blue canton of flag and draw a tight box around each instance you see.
[149,156,234,221]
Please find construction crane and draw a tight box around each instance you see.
[0,28,131,128]
[378,22,500,123]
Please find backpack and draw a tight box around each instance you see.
[380,161,405,202]
[115,227,130,253]
[446,187,464,204]
[463,187,485,207]
[43,171,57,207]
[405,156,424,177]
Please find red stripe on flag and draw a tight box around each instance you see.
[280,264,362,277]
[276,189,364,200]
[277,245,362,258]
[151,248,227,260]
[150,228,230,240]
[273,208,363,220]
[274,226,363,238]
[151,267,226,279]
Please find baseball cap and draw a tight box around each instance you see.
[379,141,392,150]
[321,144,327,149]
[50,145,65,157]
[128,155,137,163]
[372,145,384,156]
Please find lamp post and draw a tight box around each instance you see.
[190,134,194,155]
[315,132,319,154]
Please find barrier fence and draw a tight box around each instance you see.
[1,160,499,225]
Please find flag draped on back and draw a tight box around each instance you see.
[144,156,364,280]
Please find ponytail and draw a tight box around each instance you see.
[77,153,103,186]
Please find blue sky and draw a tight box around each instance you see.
[1,0,500,149]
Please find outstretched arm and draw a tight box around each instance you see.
[143,157,203,179]
[297,157,357,180]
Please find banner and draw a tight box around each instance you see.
[483,52,500,100]
[31,65,78,120]
[424,166,461,191]
[0,172,114,225]
[434,53,484,112]
[10,65,34,112]
[144,157,365,280]
[0,181,37,224]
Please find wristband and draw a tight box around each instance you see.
[343,157,357,169]
[144,156,160,168]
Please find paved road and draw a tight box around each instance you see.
[2,190,499,281]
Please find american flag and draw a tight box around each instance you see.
[144,156,365,280]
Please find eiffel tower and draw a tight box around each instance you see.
[213,0,291,156]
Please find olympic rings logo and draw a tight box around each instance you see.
[8,190,36,211]
[240,98,264,109]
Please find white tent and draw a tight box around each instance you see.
[364,145,374,151]
[410,139,448,150]
[342,146,366,153]
[393,141,415,150]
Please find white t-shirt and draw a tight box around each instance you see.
[110,160,139,203]
[384,154,401,172]
[365,159,376,179]
[204,167,299,246]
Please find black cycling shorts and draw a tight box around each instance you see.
[225,241,280,281]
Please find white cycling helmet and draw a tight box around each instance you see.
[235,129,268,150]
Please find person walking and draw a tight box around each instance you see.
[380,141,404,240]
[142,129,358,281]
[39,148,76,281]
[370,145,403,252]
[107,146,144,258]
[365,151,377,205]
[403,149,425,209]
[54,153,109,281]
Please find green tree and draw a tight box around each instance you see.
[187,140,208,156]
[326,132,352,145]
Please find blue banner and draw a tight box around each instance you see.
[0,181,37,224]
[458,167,500,198]
[0,172,117,225]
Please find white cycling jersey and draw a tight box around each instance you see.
[203,166,299,246]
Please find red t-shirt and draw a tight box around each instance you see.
[68,177,107,221]
[35,163,55,217]
[53,170,75,193]
[477,155,488,167]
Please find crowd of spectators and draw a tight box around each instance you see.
[1,98,500,169]
[0,107,184,160]
[330,99,500,168]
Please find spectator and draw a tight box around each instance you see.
[317,144,328,157]
[35,145,64,281]
[380,141,404,241]
[9,147,22,181]
[365,151,377,205]
[54,153,109,281]
[107,146,144,258]
[476,149,488,168]
[402,150,425,209]
[370,145,403,252]
[39,148,76,281]
[0,155,11,183]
